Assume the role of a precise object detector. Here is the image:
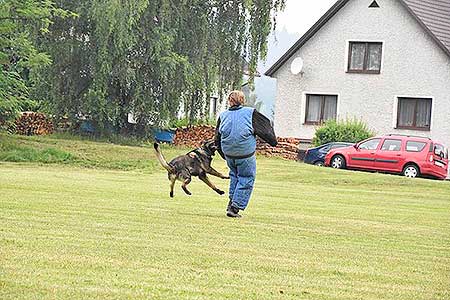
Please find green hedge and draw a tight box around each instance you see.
[312,119,374,147]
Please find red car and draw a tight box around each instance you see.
[324,134,449,180]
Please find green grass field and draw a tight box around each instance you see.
[1,134,450,299]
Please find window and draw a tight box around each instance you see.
[406,141,427,152]
[397,98,432,130]
[305,94,337,124]
[381,139,402,151]
[331,143,350,150]
[434,144,448,159]
[348,42,382,73]
[358,138,381,150]
[319,145,331,153]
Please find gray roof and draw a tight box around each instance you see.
[402,0,450,52]
[265,0,450,76]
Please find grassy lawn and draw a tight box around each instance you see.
[1,134,450,299]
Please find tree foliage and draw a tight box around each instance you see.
[0,0,73,129]
[33,0,285,134]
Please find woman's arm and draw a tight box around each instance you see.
[252,110,277,147]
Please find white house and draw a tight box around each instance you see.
[265,0,450,150]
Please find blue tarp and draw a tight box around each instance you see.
[154,129,175,143]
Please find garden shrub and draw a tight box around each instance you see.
[312,119,374,146]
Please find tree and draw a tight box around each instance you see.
[32,0,286,134]
[0,0,73,129]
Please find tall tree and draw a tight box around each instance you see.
[0,0,73,129]
[33,0,286,134]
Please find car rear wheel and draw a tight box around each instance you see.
[331,155,346,169]
[403,164,419,178]
[314,161,324,167]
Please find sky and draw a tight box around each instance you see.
[275,0,338,34]
[255,0,338,117]
[260,0,337,71]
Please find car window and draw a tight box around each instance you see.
[331,143,349,149]
[381,139,402,151]
[434,144,448,159]
[358,139,381,150]
[406,141,427,152]
[319,145,331,152]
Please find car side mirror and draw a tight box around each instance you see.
[353,143,358,149]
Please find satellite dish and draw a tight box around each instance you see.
[290,57,304,75]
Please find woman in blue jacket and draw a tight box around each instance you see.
[215,91,277,218]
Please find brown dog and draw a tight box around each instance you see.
[154,141,229,197]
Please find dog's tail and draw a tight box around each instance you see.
[154,143,174,173]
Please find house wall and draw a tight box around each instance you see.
[272,0,450,152]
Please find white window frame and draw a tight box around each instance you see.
[344,39,385,74]
[392,95,434,131]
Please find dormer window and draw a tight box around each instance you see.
[347,42,382,74]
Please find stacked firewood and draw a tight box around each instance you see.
[55,116,71,132]
[173,125,301,160]
[14,112,54,136]
[256,137,301,160]
[173,125,215,147]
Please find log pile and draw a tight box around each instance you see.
[173,125,215,147]
[14,112,54,136]
[256,137,301,160]
[54,116,71,132]
[172,125,301,160]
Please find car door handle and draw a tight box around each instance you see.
[396,154,401,156]
[370,152,375,155]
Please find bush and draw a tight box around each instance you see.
[312,119,374,147]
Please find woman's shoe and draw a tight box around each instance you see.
[226,206,241,218]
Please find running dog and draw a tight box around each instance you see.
[154,141,229,197]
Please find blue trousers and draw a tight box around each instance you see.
[226,155,256,210]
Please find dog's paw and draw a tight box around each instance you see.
[170,191,174,198]
[216,189,225,195]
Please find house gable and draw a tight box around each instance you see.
[270,0,450,143]
[265,0,450,77]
